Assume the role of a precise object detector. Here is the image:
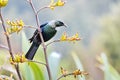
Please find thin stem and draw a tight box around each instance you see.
[28,1,52,80]
[43,47,52,80]
[57,73,73,80]
[24,25,37,29]
[28,0,36,14]
[0,9,14,60]
[0,44,9,50]
[37,6,49,14]
[28,60,46,66]
[0,8,22,80]
[46,40,61,47]
[15,64,22,80]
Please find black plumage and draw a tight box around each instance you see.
[25,20,66,60]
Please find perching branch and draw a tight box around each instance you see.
[27,0,52,80]
[24,25,37,29]
[0,8,22,80]
[46,40,61,47]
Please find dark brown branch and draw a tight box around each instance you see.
[0,8,22,80]
[15,64,22,80]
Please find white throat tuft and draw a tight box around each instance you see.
[48,20,57,28]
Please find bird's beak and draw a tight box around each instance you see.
[63,24,67,27]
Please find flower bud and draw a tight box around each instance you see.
[0,0,8,8]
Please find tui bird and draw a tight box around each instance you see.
[25,20,66,60]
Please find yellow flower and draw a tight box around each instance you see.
[15,54,21,63]
[73,69,81,78]
[20,54,27,63]
[60,32,81,42]
[6,19,24,27]
[14,54,28,63]
[56,0,65,6]
[73,69,88,78]
[0,0,8,7]
[9,54,28,65]
[61,67,68,76]
[49,0,66,10]
[9,57,15,65]
[16,19,24,27]
[60,32,67,41]
[68,33,81,41]
[6,19,24,35]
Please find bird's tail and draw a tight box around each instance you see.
[25,42,40,60]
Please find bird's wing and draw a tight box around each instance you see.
[29,22,48,43]
[40,22,48,28]
[29,30,38,43]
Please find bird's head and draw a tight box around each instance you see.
[48,20,67,28]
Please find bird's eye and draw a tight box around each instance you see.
[55,21,64,27]
[60,22,64,25]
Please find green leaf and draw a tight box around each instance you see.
[21,31,30,52]
[20,62,44,80]
[20,63,34,80]
[29,62,45,80]
[100,53,120,80]
[21,31,44,80]
[72,52,86,80]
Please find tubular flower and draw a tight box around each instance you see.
[49,0,66,10]
[68,33,81,41]
[60,32,67,41]
[73,69,88,78]
[61,67,68,76]
[0,74,13,80]
[6,19,24,35]
[60,32,81,42]
[0,0,8,8]
[7,19,24,27]
[9,54,27,65]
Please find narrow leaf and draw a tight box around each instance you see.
[29,62,45,80]
[72,52,85,80]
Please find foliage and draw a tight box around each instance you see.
[99,3,120,72]
[0,0,86,80]
[97,52,120,80]
[1,0,119,80]
[72,52,86,80]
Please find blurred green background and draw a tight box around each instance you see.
[0,0,120,80]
